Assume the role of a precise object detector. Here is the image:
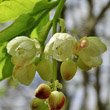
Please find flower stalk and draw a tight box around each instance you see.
[52,0,66,90]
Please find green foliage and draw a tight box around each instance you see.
[0,42,13,80]
[35,20,53,44]
[0,14,35,42]
[31,14,50,42]
[0,0,41,23]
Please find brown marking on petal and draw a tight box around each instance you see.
[35,85,51,99]
[64,72,71,80]
[13,66,21,76]
[48,105,54,110]
[32,104,38,109]
[56,96,66,109]
[74,42,79,51]
[11,57,26,66]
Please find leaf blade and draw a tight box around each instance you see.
[0,0,40,23]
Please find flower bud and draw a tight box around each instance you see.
[30,98,44,110]
[35,84,51,99]
[36,59,52,81]
[60,60,77,81]
[48,91,65,110]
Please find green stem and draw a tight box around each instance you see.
[52,0,66,91]
[52,20,57,91]
[53,0,66,20]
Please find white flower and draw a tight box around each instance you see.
[7,36,41,66]
[44,33,76,61]
[6,36,41,85]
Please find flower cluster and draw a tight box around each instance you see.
[6,33,107,85]
[31,84,66,110]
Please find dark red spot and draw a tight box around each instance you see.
[64,72,71,80]
[35,87,50,99]
[56,96,66,109]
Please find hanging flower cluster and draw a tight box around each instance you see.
[6,33,107,85]
[6,33,107,110]
[31,83,66,110]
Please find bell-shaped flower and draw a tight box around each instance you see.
[6,36,41,85]
[73,37,107,67]
[44,33,76,61]
[7,36,41,66]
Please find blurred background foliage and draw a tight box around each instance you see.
[0,0,110,110]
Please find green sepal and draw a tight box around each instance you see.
[77,58,91,71]
[30,98,49,110]
[37,20,53,43]
[60,60,77,81]
[36,58,52,81]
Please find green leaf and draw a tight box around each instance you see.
[31,14,49,39]
[0,0,59,23]
[0,14,35,42]
[0,0,3,3]
[0,42,14,81]
[0,42,7,60]
[0,0,58,42]
[0,0,41,23]
[2,55,14,80]
[0,54,13,81]
[30,0,59,16]
[58,18,66,32]
[36,20,53,43]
